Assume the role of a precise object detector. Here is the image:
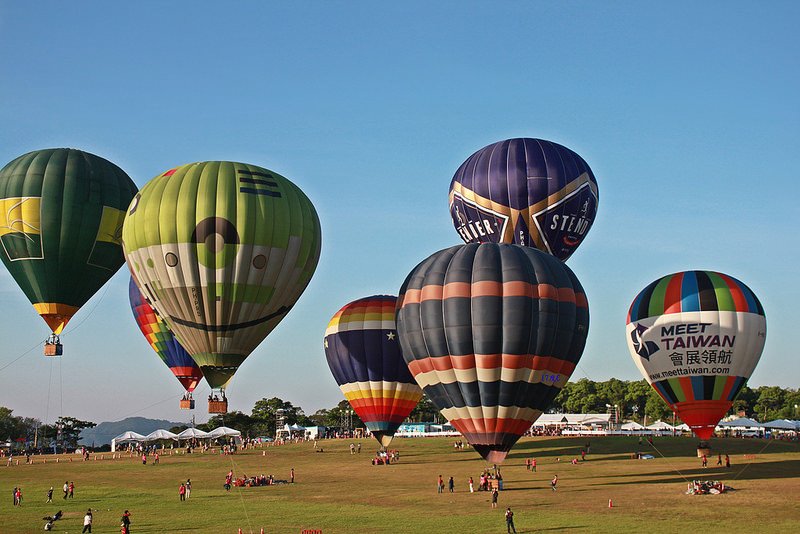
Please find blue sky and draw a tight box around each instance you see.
[0,1,797,425]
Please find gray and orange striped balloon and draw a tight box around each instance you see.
[396,243,589,463]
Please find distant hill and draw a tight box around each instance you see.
[79,417,182,446]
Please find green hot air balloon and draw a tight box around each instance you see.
[122,161,321,411]
[0,148,138,353]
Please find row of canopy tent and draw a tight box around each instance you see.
[111,427,241,451]
[619,421,690,432]
[718,418,800,430]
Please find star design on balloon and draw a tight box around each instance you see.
[386,331,396,341]
[324,338,329,349]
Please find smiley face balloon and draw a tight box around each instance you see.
[122,161,322,390]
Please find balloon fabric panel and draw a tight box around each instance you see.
[396,244,589,462]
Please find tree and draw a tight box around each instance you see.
[55,416,96,449]
[753,386,786,422]
[644,390,672,424]
[625,380,651,421]
[408,393,439,423]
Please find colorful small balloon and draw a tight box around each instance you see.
[324,295,422,447]
[128,276,203,393]
[626,270,767,440]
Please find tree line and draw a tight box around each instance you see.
[2,381,797,445]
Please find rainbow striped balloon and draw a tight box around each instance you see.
[324,295,422,447]
[626,270,766,439]
[396,244,589,463]
[128,277,203,393]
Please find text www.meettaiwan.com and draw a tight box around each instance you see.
[649,367,730,381]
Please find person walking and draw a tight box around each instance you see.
[14,486,21,506]
[701,454,708,468]
[63,481,69,500]
[437,475,444,493]
[491,487,499,508]
[469,476,474,493]
[505,507,517,534]
[725,454,731,468]
[179,483,186,501]
[69,481,74,498]
[531,458,537,472]
[46,486,53,503]
[448,476,454,493]
[82,509,93,533]
[121,510,131,534]
[551,474,558,491]
[716,454,722,466]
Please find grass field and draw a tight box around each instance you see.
[1,435,799,533]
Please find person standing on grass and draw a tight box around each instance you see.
[505,507,517,533]
[12,486,17,505]
[47,486,53,503]
[437,475,444,493]
[121,509,131,533]
[531,458,537,472]
[469,476,474,493]
[290,468,295,483]
[185,479,191,498]
[63,481,69,500]
[725,454,731,468]
[448,476,454,493]
[702,454,708,468]
[69,481,74,498]
[179,483,186,501]
[491,487,499,508]
[82,509,93,533]
[551,474,558,491]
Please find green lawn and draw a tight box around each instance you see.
[2,435,799,533]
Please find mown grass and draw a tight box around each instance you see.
[1,435,799,533]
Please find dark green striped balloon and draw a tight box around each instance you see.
[0,148,138,334]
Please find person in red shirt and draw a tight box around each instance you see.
[179,483,186,501]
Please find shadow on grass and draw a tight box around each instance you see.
[590,459,800,482]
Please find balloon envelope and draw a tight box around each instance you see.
[128,276,203,392]
[626,270,766,440]
[449,138,598,261]
[396,243,589,463]
[122,161,322,389]
[324,295,423,448]
[0,148,138,334]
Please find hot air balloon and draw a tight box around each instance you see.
[448,138,598,261]
[626,270,766,441]
[0,148,138,355]
[122,161,321,413]
[324,295,423,448]
[396,243,589,463]
[128,276,203,409]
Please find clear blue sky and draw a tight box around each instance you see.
[1,1,797,425]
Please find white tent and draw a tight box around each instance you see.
[208,426,241,439]
[762,419,799,431]
[176,428,211,440]
[112,431,146,442]
[646,420,675,431]
[620,421,645,430]
[718,417,763,428]
[110,431,146,452]
[144,429,178,441]
[675,423,691,432]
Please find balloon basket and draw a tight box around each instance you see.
[44,342,63,356]
[208,399,228,414]
[180,399,195,410]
